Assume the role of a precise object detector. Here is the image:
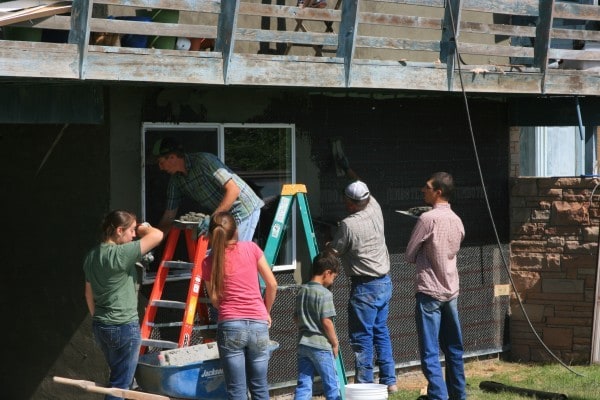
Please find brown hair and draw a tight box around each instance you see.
[100,210,136,242]
[208,212,238,304]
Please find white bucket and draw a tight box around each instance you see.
[345,383,388,400]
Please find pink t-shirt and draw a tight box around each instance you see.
[201,241,268,322]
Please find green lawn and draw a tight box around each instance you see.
[389,359,600,400]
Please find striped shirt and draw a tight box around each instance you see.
[405,203,465,301]
[166,153,264,224]
[295,281,337,350]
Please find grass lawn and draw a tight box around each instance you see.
[389,358,600,400]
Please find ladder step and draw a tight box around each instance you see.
[141,339,178,350]
[151,300,186,309]
[193,324,218,331]
[163,261,194,269]
[148,321,184,329]
[142,270,192,285]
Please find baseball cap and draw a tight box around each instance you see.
[344,180,370,201]
[152,137,183,157]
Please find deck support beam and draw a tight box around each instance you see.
[337,0,359,87]
[441,0,462,92]
[69,0,93,79]
[216,0,240,84]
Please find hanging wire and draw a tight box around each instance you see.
[445,0,585,377]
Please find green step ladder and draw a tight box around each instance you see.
[263,183,348,399]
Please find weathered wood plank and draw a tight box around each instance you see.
[0,41,78,78]
[83,47,223,83]
[238,3,340,22]
[462,0,538,17]
[89,18,217,38]
[552,28,600,42]
[349,60,447,90]
[457,42,533,58]
[549,48,600,62]
[12,14,70,29]
[236,27,337,46]
[358,12,441,29]
[452,67,542,93]
[93,0,221,13]
[355,35,439,52]
[553,2,600,22]
[368,0,444,8]
[544,71,600,95]
[226,53,345,86]
[460,21,535,37]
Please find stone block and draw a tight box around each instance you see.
[511,254,544,270]
[564,241,597,254]
[551,201,590,225]
[541,279,584,294]
[511,179,538,196]
[542,327,573,349]
[511,303,545,322]
[531,209,550,222]
[583,226,599,241]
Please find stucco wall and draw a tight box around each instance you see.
[509,177,600,363]
[2,85,511,399]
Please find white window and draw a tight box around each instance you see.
[519,126,596,177]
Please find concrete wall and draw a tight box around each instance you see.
[509,177,600,363]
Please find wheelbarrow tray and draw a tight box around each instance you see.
[136,353,226,399]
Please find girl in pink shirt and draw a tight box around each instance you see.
[202,212,277,400]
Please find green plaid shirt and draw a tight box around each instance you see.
[166,153,264,223]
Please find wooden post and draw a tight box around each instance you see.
[68,0,93,79]
[535,0,555,93]
[336,0,359,87]
[440,0,462,92]
[216,0,240,85]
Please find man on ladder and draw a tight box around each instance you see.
[327,156,398,394]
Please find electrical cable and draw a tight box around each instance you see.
[446,0,585,377]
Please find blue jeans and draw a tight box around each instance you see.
[92,320,141,400]
[415,293,466,400]
[217,319,271,400]
[295,344,341,400]
[348,275,396,386]
[237,208,261,242]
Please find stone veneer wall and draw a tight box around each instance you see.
[510,177,600,363]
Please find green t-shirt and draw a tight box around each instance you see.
[83,241,141,325]
[295,281,336,350]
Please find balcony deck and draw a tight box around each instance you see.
[1,0,600,95]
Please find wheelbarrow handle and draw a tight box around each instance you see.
[53,376,170,400]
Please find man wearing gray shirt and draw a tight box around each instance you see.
[406,172,466,400]
[328,179,397,393]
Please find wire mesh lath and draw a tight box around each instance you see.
[145,244,510,388]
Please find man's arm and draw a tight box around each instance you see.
[215,179,241,214]
[157,209,177,234]
[405,219,426,263]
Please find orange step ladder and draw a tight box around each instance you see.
[140,221,212,354]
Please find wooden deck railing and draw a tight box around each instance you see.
[1,0,599,94]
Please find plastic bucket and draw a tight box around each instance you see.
[114,16,151,48]
[345,383,388,400]
[136,8,179,49]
